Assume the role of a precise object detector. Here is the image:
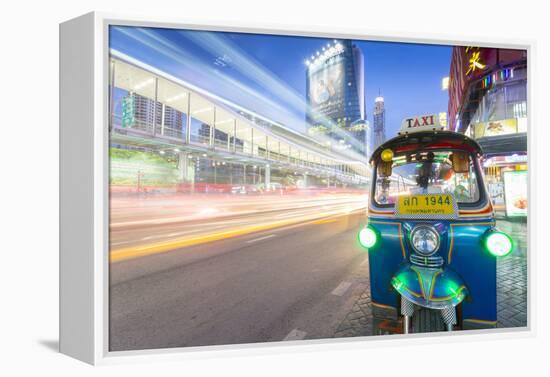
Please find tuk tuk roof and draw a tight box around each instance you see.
[369,131,483,164]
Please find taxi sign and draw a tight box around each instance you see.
[399,114,444,135]
[397,194,456,217]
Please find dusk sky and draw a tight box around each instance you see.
[110,26,452,138]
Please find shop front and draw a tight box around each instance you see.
[448,46,527,218]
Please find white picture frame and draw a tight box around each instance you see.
[60,12,534,365]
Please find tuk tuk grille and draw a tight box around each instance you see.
[410,254,444,268]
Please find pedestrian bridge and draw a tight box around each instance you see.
[109,50,370,187]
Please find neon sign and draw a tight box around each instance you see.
[465,47,486,76]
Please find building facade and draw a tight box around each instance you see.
[448,46,527,217]
[305,40,367,155]
[123,92,186,139]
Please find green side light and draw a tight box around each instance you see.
[391,276,404,290]
[484,231,514,257]
[358,226,378,249]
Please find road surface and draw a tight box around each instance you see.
[109,193,369,351]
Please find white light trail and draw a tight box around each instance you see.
[112,27,370,168]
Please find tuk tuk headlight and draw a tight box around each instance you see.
[411,225,440,256]
[358,225,379,249]
[484,231,514,257]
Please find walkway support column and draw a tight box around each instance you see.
[178,152,195,193]
[265,164,271,191]
[185,93,191,144]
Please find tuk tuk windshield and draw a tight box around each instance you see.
[374,150,481,206]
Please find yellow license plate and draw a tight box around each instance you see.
[398,194,454,215]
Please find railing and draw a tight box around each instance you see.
[132,119,156,134]
[213,138,230,150]
[110,112,358,179]
[162,126,184,140]
[190,134,210,145]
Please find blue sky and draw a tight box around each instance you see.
[110,26,451,138]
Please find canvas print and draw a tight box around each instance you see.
[108,26,528,351]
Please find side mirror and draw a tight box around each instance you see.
[378,161,392,177]
[451,152,469,173]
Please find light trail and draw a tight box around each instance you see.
[113,27,297,130]
[111,27,369,164]
[109,200,366,263]
[110,193,368,228]
[182,31,369,156]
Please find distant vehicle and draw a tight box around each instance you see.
[230,185,261,195]
[258,182,284,194]
[268,182,283,191]
[231,185,247,195]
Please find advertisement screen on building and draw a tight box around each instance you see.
[308,54,345,123]
[504,170,528,217]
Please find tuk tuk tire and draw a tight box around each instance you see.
[412,307,446,333]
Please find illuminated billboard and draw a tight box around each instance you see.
[474,118,518,138]
[305,40,366,155]
[307,53,345,123]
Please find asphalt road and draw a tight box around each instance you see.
[109,210,369,351]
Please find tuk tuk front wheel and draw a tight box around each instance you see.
[411,307,445,333]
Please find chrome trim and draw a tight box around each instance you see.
[410,254,444,268]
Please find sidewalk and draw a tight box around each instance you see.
[333,217,528,337]
[495,215,528,328]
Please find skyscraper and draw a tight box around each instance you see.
[131,92,162,129]
[305,40,367,155]
[372,95,386,150]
